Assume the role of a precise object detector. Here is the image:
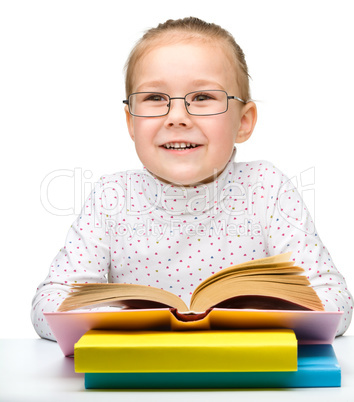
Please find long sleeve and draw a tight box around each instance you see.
[31,179,111,340]
[265,166,353,335]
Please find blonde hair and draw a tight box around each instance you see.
[124,17,251,101]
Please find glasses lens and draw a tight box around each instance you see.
[185,90,227,115]
[129,92,169,117]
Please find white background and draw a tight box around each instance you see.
[1,0,353,338]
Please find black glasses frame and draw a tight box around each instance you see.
[122,90,247,117]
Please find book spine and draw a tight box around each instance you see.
[75,330,297,373]
[84,368,341,389]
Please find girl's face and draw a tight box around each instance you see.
[125,39,256,186]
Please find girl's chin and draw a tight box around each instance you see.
[148,168,220,187]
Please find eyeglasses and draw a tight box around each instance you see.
[122,90,246,117]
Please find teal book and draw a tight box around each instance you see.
[84,345,341,389]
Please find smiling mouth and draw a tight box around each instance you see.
[161,142,201,150]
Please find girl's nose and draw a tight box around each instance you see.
[164,98,192,128]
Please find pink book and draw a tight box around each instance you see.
[44,308,343,356]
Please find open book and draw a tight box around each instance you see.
[58,252,324,313]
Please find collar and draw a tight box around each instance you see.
[138,147,237,220]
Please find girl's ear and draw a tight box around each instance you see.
[125,106,135,142]
[235,101,257,143]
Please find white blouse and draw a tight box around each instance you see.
[31,149,353,340]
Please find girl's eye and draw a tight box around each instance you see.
[193,93,214,102]
[145,94,168,102]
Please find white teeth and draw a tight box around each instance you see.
[163,142,199,150]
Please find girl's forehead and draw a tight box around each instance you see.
[132,38,238,91]
[141,33,230,58]
[138,37,236,72]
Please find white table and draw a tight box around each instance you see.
[0,336,353,402]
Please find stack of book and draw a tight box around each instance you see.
[74,329,341,389]
[44,254,343,389]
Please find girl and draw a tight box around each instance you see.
[31,17,352,340]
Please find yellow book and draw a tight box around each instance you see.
[74,329,297,373]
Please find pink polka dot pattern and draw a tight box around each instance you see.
[31,149,353,340]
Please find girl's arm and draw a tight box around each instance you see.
[265,166,353,335]
[31,178,115,340]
